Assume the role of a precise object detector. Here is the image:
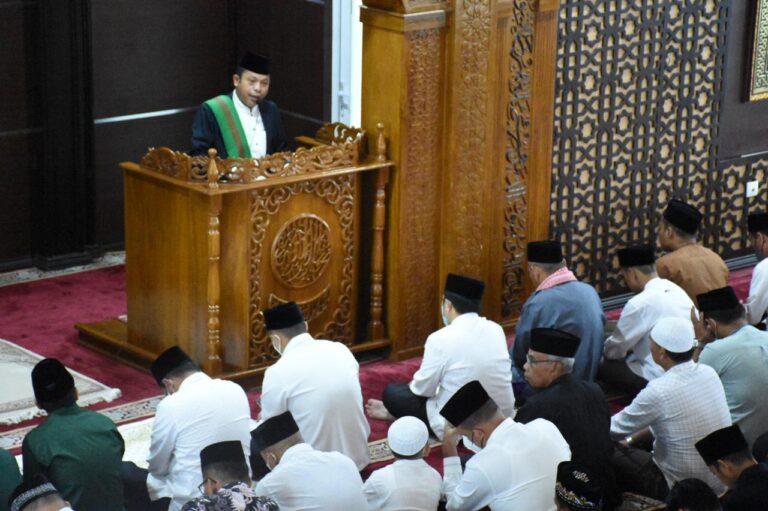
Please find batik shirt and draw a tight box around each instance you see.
[181,482,278,511]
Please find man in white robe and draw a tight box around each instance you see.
[744,212,768,328]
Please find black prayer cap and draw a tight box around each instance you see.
[239,52,270,75]
[439,380,490,427]
[752,431,768,462]
[527,241,563,264]
[747,212,768,234]
[696,286,741,313]
[150,346,196,386]
[663,199,702,235]
[530,328,581,358]
[555,461,602,510]
[9,475,59,511]
[695,424,749,466]
[31,358,74,403]
[251,411,300,450]
[262,302,304,331]
[200,440,246,468]
[617,245,655,267]
[444,273,485,302]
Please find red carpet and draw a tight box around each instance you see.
[0,264,756,470]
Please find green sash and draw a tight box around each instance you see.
[205,95,252,158]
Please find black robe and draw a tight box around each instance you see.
[722,463,768,511]
[516,373,619,509]
[190,94,288,157]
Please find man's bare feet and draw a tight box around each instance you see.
[365,399,395,421]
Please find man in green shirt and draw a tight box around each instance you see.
[22,358,125,511]
[0,447,21,511]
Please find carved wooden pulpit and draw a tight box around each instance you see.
[77,123,393,381]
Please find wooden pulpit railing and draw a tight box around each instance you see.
[77,123,393,382]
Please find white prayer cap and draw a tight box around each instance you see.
[650,317,696,353]
[388,416,429,456]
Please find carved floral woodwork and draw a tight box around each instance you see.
[248,175,357,367]
[271,214,332,288]
[503,0,535,319]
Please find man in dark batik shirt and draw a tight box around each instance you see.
[516,328,619,510]
[182,441,278,511]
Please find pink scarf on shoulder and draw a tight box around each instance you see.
[536,266,578,291]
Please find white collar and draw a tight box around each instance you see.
[449,312,479,328]
[281,333,315,356]
[232,89,260,117]
[177,371,211,392]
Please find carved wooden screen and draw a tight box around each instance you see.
[547,0,759,296]
[247,175,359,367]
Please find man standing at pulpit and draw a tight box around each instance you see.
[190,52,287,158]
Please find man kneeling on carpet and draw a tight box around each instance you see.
[122,346,251,511]
[22,359,124,511]
[440,380,570,510]
[251,411,368,510]
[366,273,515,445]
[9,475,73,511]
[363,416,442,511]
[181,441,277,511]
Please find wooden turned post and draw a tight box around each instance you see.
[205,148,223,375]
[368,128,389,340]
[207,148,219,190]
[375,123,387,162]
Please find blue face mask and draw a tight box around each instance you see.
[441,301,450,327]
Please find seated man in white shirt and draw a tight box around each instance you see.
[440,380,570,511]
[252,411,369,510]
[123,346,252,511]
[744,212,768,328]
[366,273,515,441]
[609,318,731,501]
[600,244,693,397]
[363,416,442,511]
[259,302,370,470]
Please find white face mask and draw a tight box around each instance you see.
[270,335,283,356]
[60,507,75,511]
[441,301,450,327]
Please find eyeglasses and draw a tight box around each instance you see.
[198,477,218,495]
[526,354,557,366]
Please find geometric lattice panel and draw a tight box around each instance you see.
[550,0,734,295]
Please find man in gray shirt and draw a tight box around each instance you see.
[693,286,768,448]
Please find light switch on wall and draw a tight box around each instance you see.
[747,180,759,198]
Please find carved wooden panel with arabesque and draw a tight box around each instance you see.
[77,123,393,381]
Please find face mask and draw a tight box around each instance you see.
[60,508,75,511]
[441,301,450,327]
[265,453,277,471]
[271,336,283,356]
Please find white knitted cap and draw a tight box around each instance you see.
[650,317,696,353]
[387,416,429,456]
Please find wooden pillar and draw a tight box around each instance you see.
[361,2,448,360]
[205,152,223,376]
[522,0,561,297]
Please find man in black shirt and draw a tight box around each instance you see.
[516,328,618,510]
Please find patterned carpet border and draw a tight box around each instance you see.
[0,395,162,451]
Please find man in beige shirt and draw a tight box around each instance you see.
[656,199,728,305]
